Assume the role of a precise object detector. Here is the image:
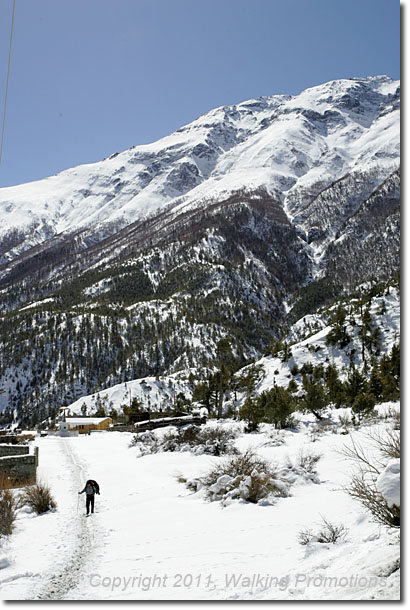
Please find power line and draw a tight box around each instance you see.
[0,0,16,167]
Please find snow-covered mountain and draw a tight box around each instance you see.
[0,75,399,266]
[0,76,400,425]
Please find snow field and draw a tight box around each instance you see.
[0,405,400,600]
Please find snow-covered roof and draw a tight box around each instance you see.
[134,415,200,427]
[66,417,111,425]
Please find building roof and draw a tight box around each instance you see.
[66,417,111,425]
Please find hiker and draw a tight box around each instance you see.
[78,479,100,515]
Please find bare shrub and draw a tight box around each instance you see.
[185,478,203,493]
[338,413,351,428]
[298,516,348,545]
[129,430,155,448]
[132,424,239,456]
[392,410,400,430]
[296,449,322,474]
[341,431,400,528]
[316,516,348,543]
[298,528,314,546]
[263,429,287,447]
[20,480,57,515]
[349,470,400,528]
[0,475,18,537]
[392,411,400,430]
[309,420,332,441]
[198,426,239,456]
[366,428,400,460]
[200,449,288,504]
[383,406,400,429]
[282,449,321,484]
[174,425,201,446]
[0,473,14,489]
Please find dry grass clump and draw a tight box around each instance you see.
[200,449,288,504]
[19,480,57,515]
[296,449,322,474]
[0,475,18,537]
[281,449,322,485]
[298,516,348,545]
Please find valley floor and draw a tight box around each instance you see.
[0,406,400,601]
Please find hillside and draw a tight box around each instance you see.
[0,75,400,426]
[58,278,399,423]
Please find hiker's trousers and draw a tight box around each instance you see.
[86,494,95,514]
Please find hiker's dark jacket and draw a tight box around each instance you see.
[79,480,100,496]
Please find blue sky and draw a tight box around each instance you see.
[0,0,400,187]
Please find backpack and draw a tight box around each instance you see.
[85,479,100,495]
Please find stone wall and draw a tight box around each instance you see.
[0,446,38,485]
[0,445,30,457]
[0,435,19,445]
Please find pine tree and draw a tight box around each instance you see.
[299,374,328,420]
[239,396,264,432]
[344,367,367,408]
[280,342,292,363]
[324,363,344,408]
[326,305,351,348]
[237,364,264,398]
[192,381,213,412]
[352,391,376,421]
[261,386,296,429]
[368,363,383,401]
[215,338,234,418]
[358,307,380,367]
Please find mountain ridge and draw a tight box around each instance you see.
[0,75,400,425]
[0,75,399,264]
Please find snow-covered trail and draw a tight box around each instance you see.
[1,416,400,600]
[59,428,399,600]
[0,437,100,600]
[34,439,100,600]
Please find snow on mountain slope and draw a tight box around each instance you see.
[0,76,399,261]
[246,286,400,401]
[66,372,193,418]
[61,283,399,418]
[0,95,285,252]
